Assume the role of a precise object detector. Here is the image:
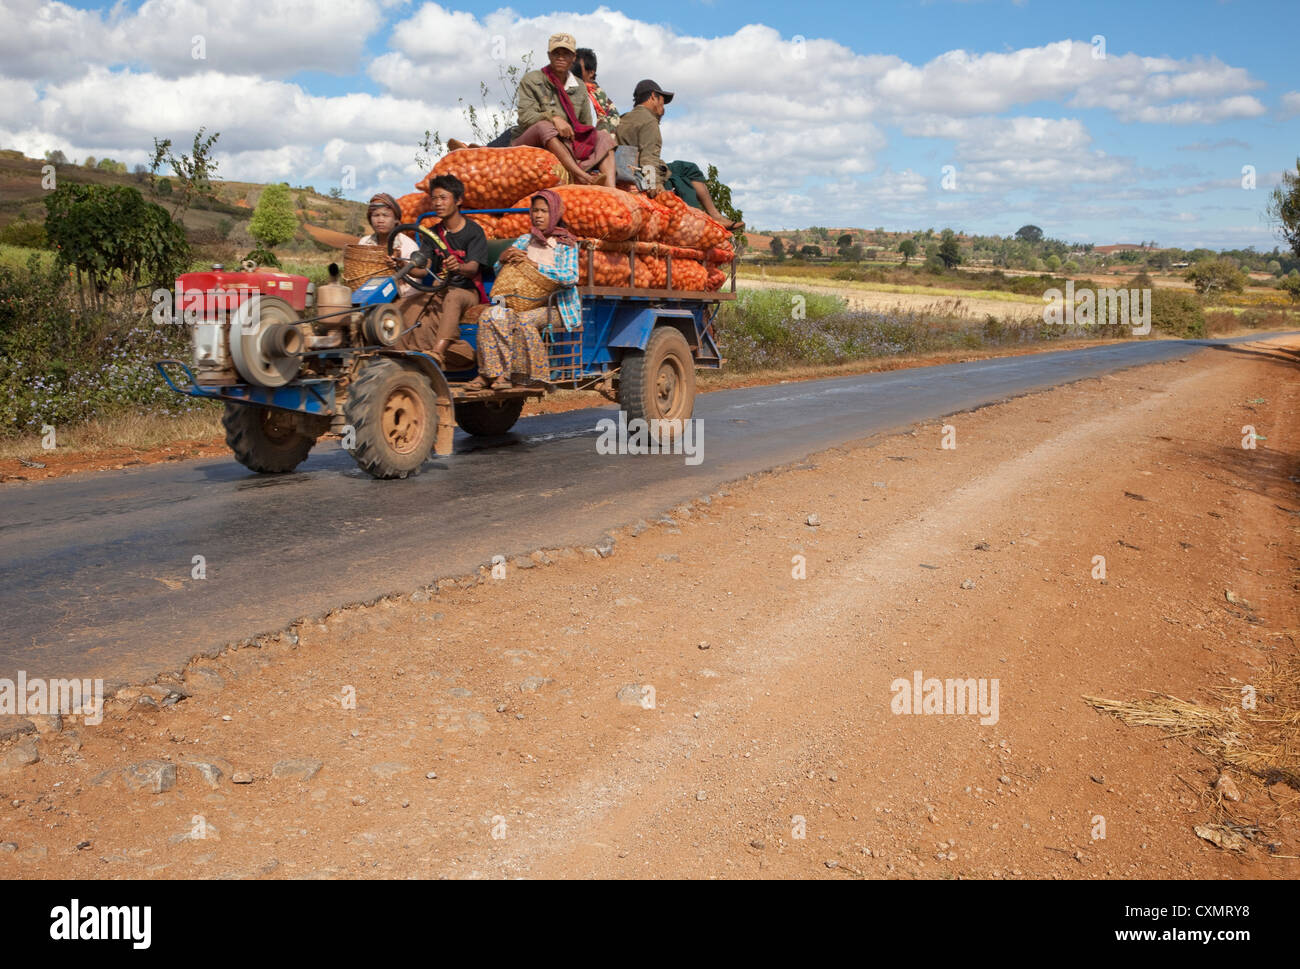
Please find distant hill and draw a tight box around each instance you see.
[0,148,368,257]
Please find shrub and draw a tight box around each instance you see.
[44,182,190,310]
[0,221,48,248]
[1150,289,1205,339]
[1184,259,1247,296]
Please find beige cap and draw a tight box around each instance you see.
[548,32,577,53]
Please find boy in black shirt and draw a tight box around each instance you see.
[396,174,487,368]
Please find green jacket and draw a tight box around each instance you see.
[615,105,668,188]
[512,69,592,139]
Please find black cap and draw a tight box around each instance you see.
[633,79,674,104]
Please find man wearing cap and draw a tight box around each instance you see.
[510,33,616,186]
[616,80,745,231]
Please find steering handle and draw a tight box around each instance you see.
[388,223,445,293]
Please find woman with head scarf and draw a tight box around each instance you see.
[357,193,419,297]
[469,189,582,390]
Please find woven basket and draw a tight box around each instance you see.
[343,244,394,289]
[492,258,560,311]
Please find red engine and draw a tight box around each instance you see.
[176,268,312,318]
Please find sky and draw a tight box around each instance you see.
[1,0,1296,249]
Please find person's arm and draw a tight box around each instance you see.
[642,124,668,193]
[515,72,553,132]
[572,81,593,128]
[495,236,529,273]
[457,224,490,277]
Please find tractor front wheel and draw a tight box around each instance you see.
[222,403,322,474]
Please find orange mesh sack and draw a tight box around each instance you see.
[656,191,730,249]
[631,193,669,242]
[703,241,735,264]
[705,266,727,291]
[496,209,531,239]
[465,212,502,237]
[536,185,642,242]
[577,249,633,287]
[397,192,434,227]
[418,147,564,210]
[673,259,709,291]
[633,255,666,289]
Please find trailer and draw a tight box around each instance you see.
[156,209,735,478]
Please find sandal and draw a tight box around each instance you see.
[465,376,491,390]
[490,377,512,391]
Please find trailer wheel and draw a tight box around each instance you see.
[455,398,525,437]
[618,325,696,424]
[344,357,437,479]
[222,403,321,473]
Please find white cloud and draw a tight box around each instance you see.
[1280,91,1300,120]
[0,3,1279,237]
[0,0,383,80]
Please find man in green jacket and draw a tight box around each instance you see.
[616,79,744,231]
[510,33,616,187]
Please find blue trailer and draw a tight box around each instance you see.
[156,209,735,479]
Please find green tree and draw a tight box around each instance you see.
[836,233,853,249]
[1268,157,1300,257]
[149,127,221,219]
[898,239,917,265]
[249,183,299,252]
[1063,260,1079,273]
[1266,259,1282,275]
[799,245,822,258]
[1044,254,1062,271]
[1183,259,1248,296]
[44,149,68,166]
[704,164,744,248]
[769,237,785,261]
[1015,224,1043,243]
[937,229,961,269]
[44,182,189,312]
[83,155,97,170]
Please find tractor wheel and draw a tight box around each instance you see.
[222,403,321,473]
[618,325,696,425]
[344,357,437,479]
[455,398,525,437]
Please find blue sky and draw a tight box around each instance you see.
[2,0,1295,249]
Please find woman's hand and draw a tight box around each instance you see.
[500,247,527,264]
[552,115,574,140]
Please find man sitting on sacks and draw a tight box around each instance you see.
[508,32,616,187]
[616,79,745,232]
[394,174,485,369]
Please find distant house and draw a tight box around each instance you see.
[1094,243,1158,255]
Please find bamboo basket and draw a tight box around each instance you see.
[343,244,394,289]
[491,258,560,311]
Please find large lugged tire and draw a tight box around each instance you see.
[344,357,438,479]
[455,398,524,437]
[222,403,320,473]
[618,325,696,424]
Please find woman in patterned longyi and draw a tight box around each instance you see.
[470,190,582,390]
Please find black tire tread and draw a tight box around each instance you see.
[221,403,317,474]
[344,358,437,479]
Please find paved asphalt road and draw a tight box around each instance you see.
[1,335,1288,686]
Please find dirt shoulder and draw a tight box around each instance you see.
[2,337,1296,879]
